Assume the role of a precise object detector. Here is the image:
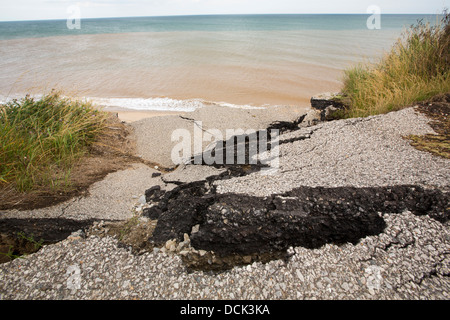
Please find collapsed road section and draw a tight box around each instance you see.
[144,111,449,270]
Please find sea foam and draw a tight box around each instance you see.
[88,97,265,112]
[89,97,206,112]
[0,94,265,112]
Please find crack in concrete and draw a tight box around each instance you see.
[179,115,209,133]
[57,199,77,218]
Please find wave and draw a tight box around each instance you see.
[0,94,268,112]
[88,97,206,112]
[88,97,266,112]
[0,94,44,105]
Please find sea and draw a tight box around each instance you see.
[0,14,442,111]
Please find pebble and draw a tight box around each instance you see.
[138,195,146,205]
[296,270,305,282]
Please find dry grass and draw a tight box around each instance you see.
[407,93,450,159]
[340,12,450,118]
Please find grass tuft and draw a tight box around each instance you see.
[0,91,108,192]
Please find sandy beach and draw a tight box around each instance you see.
[105,109,188,123]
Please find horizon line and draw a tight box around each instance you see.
[0,12,445,23]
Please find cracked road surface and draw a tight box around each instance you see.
[0,106,449,299]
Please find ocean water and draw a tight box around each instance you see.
[0,14,441,111]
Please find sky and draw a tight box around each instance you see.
[0,0,449,21]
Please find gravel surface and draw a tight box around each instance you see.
[215,107,450,195]
[0,163,164,221]
[0,106,449,300]
[1,211,448,300]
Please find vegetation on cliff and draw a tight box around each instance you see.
[341,12,449,118]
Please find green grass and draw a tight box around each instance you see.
[340,11,450,118]
[0,91,108,191]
